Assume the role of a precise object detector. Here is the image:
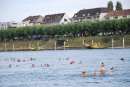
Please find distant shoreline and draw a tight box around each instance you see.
[0,46,129,52]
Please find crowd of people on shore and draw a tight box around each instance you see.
[4,57,125,77]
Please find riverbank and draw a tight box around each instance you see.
[0,35,130,51]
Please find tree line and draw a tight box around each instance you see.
[107,1,123,11]
[0,18,130,41]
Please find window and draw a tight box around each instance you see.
[64,18,67,22]
[87,17,91,19]
[83,14,86,16]
[97,16,99,18]
[122,15,127,18]
[80,18,85,21]
[113,16,118,19]
[105,17,109,19]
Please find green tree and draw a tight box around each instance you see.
[116,1,123,10]
[107,1,114,11]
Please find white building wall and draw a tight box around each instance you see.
[99,13,108,21]
[11,21,22,28]
[0,22,11,30]
[127,15,129,18]
[22,20,30,27]
[28,23,33,26]
[60,13,71,24]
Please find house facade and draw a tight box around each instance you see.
[0,22,11,30]
[72,7,110,22]
[22,15,44,26]
[0,21,22,30]
[104,9,130,20]
[41,13,71,25]
[10,21,22,28]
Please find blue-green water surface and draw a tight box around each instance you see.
[0,49,130,87]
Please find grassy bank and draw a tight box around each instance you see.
[0,35,130,51]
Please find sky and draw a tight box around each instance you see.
[0,0,130,22]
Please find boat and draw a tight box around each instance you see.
[85,44,91,49]
[65,45,78,48]
[65,45,71,48]
[28,47,35,51]
[37,46,44,50]
[28,44,35,51]
[31,47,35,51]
[91,43,107,49]
[85,43,107,49]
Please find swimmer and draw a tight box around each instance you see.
[23,60,26,62]
[70,61,75,64]
[9,64,11,68]
[101,67,105,74]
[66,58,69,60]
[18,59,20,62]
[82,71,87,77]
[32,64,35,67]
[101,67,105,71]
[44,64,47,67]
[110,67,115,72]
[101,70,106,74]
[30,58,33,61]
[92,72,100,76]
[101,62,104,67]
[16,65,18,67]
[120,57,125,62]
[47,64,49,67]
[79,61,82,64]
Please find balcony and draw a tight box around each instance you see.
[94,18,99,21]
[74,20,79,22]
[86,19,92,21]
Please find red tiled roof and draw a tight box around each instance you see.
[105,9,130,17]
[22,15,41,22]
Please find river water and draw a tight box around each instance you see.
[0,49,130,87]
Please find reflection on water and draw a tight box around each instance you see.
[0,49,130,87]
